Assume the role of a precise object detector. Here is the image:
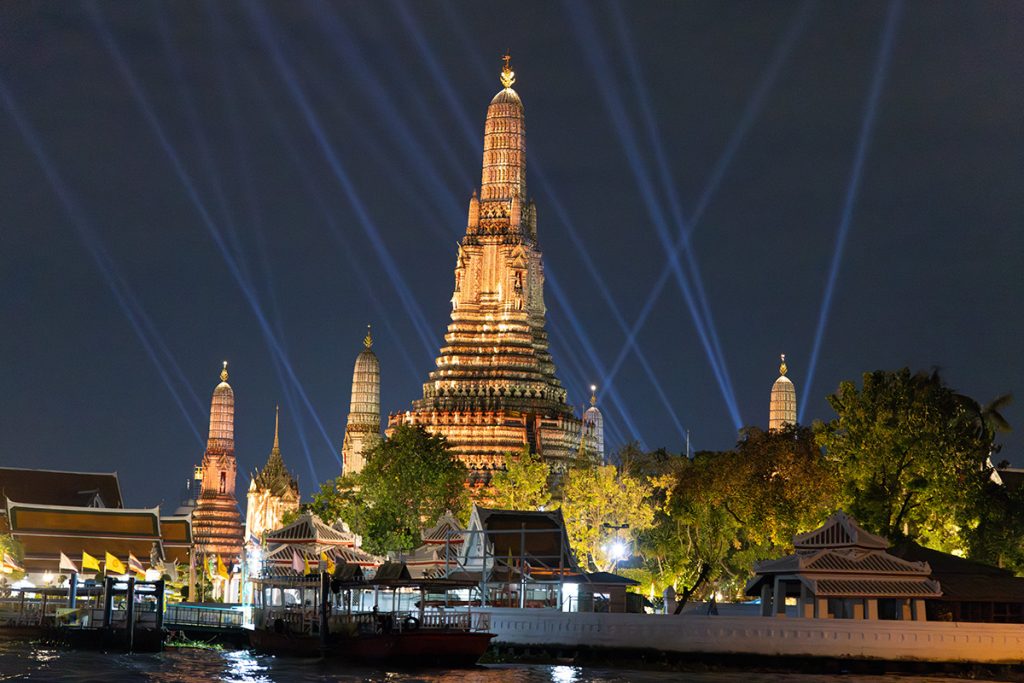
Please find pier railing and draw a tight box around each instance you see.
[165,604,245,629]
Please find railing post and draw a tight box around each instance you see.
[125,577,136,653]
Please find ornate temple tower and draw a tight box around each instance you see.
[769,354,798,431]
[342,326,381,475]
[245,407,300,541]
[388,56,585,483]
[582,385,605,464]
[192,362,245,562]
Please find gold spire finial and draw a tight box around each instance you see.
[363,324,373,350]
[779,353,787,377]
[500,52,515,89]
[273,405,280,451]
[590,384,597,407]
[220,360,229,382]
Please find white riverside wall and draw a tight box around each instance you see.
[474,608,1024,664]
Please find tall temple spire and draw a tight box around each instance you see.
[769,353,797,431]
[583,385,605,464]
[272,405,280,452]
[207,361,235,455]
[342,326,381,475]
[391,53,585,484]
[480,54,526,203]
[193,360,245,593]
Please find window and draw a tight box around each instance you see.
[219,471,226,494]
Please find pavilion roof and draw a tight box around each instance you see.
[0,468,123,510]
[264,512,359,547]
[6,498,163,571]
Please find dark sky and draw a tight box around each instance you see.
[1,2,1021,510]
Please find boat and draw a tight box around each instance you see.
[249,571,495,665]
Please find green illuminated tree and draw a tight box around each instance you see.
[814,368,996,551]
[309,425,469,555]
[561,464,659,572]
[489,446,552,511]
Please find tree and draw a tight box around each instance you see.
[489,447,552,511]
[814,368,995,551]
[561,464,658,572]
[627,426,838,600]
[309,425,469,555]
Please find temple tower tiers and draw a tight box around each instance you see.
[389,56,585,484]
[769,354,797,431]
[582,385,605,464]
[192,362,245,561]
[341,326,381,475]
[246,407,300,541]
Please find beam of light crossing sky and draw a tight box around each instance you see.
[607,0,816,424]
[309,0,476,206]
[87,2,342,467]
[229,52,424,383]
[532,158,687,440]
[564,0,743,429]
[244,3,440,363]
[0,76,205,447]
[800,0,903,421]
[600,0,813,401]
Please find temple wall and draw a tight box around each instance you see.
[474,608,1024,663]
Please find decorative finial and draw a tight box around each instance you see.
[500,52,515,89]
[363,324,373,350]
[220,360,229,382]
[779,353,787,376]
[590,384,597,407]
[273,405,280,451]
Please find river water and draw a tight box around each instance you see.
[0,642,1002,682]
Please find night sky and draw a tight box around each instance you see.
[2,2,1021,510]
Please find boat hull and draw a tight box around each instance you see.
[249,628,495,666]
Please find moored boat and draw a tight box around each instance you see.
[249,571,495,665]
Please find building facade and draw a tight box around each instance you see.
[245,407,300,542]
[341,326,381,475]
[388,56,591,483]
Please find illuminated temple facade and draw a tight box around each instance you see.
[245,407,300,541]
[769,354,797,431]
[192,362,245,561]
[389,57,599,483]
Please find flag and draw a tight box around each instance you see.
[59,552,78,574]
[166,561,179,584]
[216,554,230,581]
[104,552,126,575]
[128,552,146,576]
[304,555,311,575]
[2,552,23,573]
[248,532,261,547]
[291,550,303,574]
[81,551,101,572]
[321,551,336,575]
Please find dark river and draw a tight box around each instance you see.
[0,642,1003,682]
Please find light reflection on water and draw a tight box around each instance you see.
[0,642,997,682]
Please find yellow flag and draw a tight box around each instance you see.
[82,551,101,572]
[216,554,230,581]
[104,552,126,575]
[321,551,336,575]
[304,555,311,575]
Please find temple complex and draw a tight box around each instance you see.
[191,362,245,566]
[341,326,381,475]
[388,56,594,483]
[768,354,797,431]
[245,407,300,542]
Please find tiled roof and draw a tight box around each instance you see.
[801,548,929,574]
[793,510,888,550]
[264,513,357,545]
[0,468,123,509]
[811,578,941,598]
